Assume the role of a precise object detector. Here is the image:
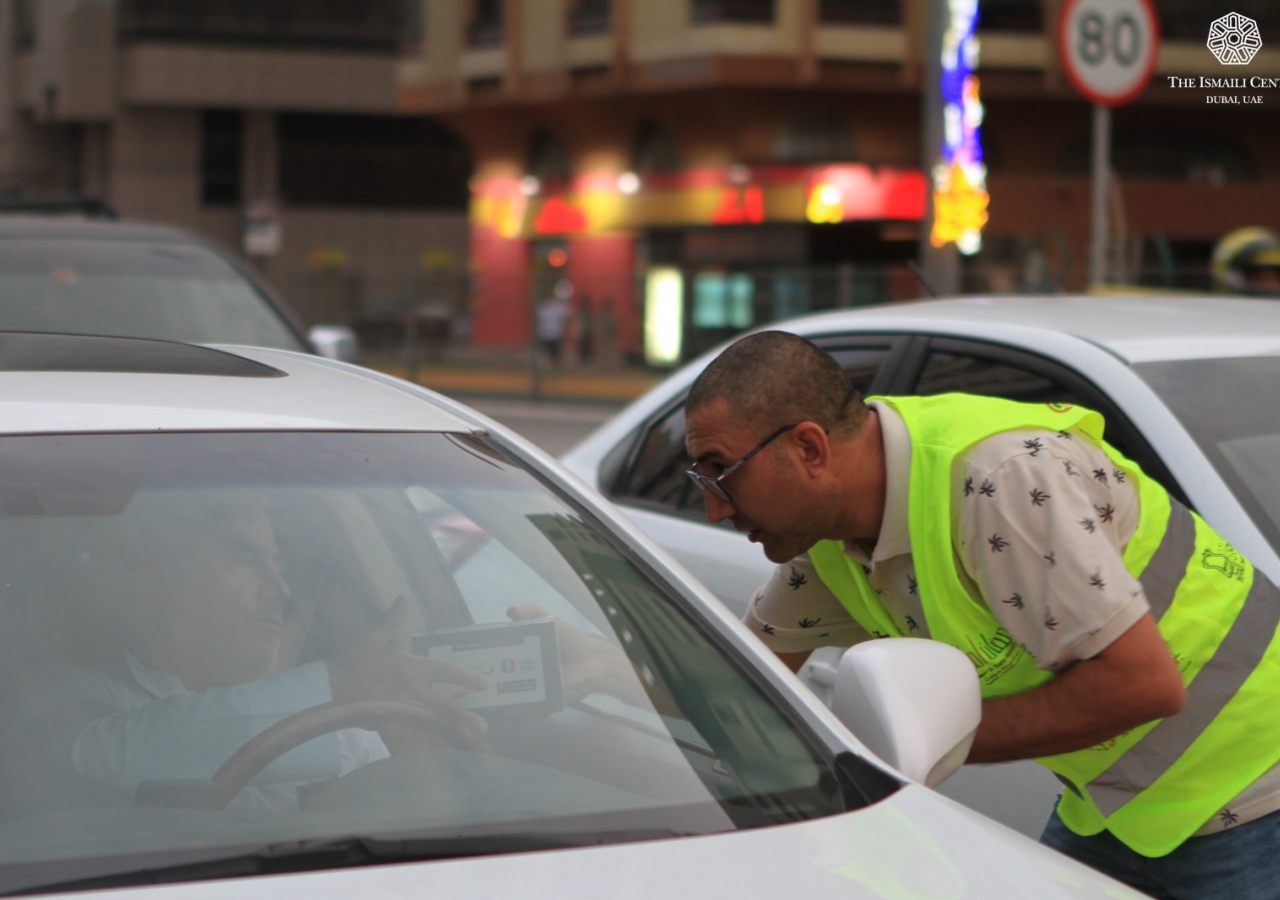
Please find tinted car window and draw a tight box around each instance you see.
[909,342,1186,505]
[915,351,1090,406]
[0,239,303,350]
[614,346,894,518]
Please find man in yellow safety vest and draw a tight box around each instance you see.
[683,330,1280,899]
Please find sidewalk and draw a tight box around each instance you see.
[363,349,664,404]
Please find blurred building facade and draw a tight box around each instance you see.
[0,0,472,339]
[399,0,1280,361]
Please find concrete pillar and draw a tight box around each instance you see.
[78,123,110,199]
[240,110,284,284]
[241,110,279,204]
[918,0,960,295]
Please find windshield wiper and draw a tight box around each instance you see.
[5,829,682,896]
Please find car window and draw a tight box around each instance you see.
[0,430,877,894]
[613,344,895,519]
[0,238,303,350]
[914,350,1090,406]
[1135,356,1280,557]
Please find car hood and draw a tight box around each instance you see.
[61,786,1141,900]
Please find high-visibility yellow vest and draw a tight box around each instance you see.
[809,393,1280,857]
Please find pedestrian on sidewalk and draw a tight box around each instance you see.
[536,295,570,364]
[683,330,1280,900]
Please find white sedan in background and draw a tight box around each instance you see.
[563,295,1280,838]
[0,331,1141,898]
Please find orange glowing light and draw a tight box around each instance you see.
[806,182,844,224]
[547,248,568,267]
[489,194,526,240]
[929,162,989,251]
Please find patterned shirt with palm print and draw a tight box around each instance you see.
[744,401,1280,835]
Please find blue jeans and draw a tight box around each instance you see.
[1041,808,1280,899]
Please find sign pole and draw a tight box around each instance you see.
[919,0,959,296]
[1058,0,1159,290]
[1088,103,1111,288]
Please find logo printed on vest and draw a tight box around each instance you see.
[961,626,1026,685]
[1202,542,1247,581]
[1088,729,1131,752]
[1046,402,1074,413]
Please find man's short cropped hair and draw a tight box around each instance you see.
[686,331,869,437]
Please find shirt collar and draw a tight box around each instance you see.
[126,653,188,699]
[842,400,912,566]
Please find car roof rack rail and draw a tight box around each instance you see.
[0,197,120,220]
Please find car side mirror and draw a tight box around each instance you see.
[308,325,359,363]
[831,638,980,788]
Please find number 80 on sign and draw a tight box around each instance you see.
[1058,0,1161,107]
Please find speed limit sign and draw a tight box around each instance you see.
[1058,0,1161,106]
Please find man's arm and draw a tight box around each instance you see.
[743,558,871,669]
[969,612,1186,762]
[778,651,812,674]
[22,661,343,802]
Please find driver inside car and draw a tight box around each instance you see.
[1,492,492,814]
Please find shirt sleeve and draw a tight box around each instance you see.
[27,661,342,802]
[743,554,872,654]
[955,428,1149,671]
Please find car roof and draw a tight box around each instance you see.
[0,333,476,435]
[0,214,200,243]
[780,295,1280,363]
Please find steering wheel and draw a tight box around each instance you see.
[210,700,489,808]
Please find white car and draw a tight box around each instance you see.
[0,213,358,361]
[0,331,1141,898]
[562,294,1280,838]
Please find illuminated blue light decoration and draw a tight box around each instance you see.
[930,0,989,255]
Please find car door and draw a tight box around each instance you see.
[604,338,907,616]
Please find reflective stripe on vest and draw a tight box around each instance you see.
[808,393,1280,856]
[1085,503,1280,817]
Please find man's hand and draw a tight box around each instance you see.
[508,604,647,706]
[268,590,321,674]
[969,613,1186,763]
[327,596,490,750]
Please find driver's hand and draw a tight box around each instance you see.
[327,596,490,749]
[507,604,643,705]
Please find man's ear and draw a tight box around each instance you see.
[791,421,830,475]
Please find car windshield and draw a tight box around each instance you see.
[0,239,303,350]
[1134,356,1280,556]
[0,431,854,892]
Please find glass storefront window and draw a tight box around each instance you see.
[692,272,754,329]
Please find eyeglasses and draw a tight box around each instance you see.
[686,423,798,504]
